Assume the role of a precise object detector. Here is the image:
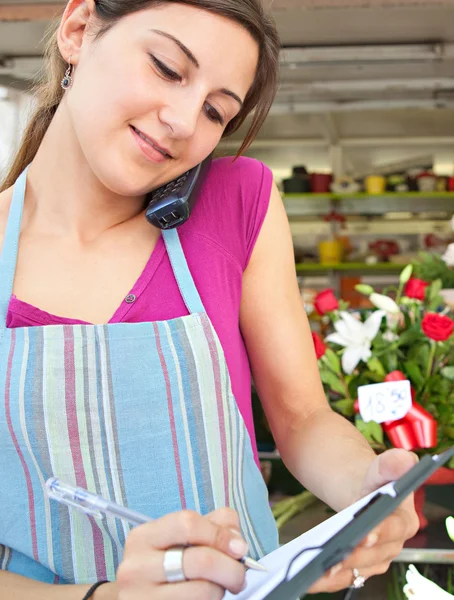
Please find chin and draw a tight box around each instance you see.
[92,160,156,198]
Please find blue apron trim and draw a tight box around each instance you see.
[0,169,206,333]
[162,229,205,315]
[0,167,28,335]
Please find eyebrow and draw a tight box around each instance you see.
[150,29,244,109]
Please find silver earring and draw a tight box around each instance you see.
[61,57,73,90]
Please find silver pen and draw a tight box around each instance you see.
[45,478,267,572]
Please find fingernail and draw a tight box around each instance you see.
[329,563,343,577]
[365,532,378,548]
[229,538,248,557]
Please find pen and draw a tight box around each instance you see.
[45,478,267,572]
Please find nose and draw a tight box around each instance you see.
[158,91,202,140]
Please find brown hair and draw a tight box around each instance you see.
[1,0,280,191]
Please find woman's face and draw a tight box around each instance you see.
[64,3,259,197]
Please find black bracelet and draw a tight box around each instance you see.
[81,581,109,600]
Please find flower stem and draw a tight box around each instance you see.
[426,341,436,379]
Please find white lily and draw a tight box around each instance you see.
[403,564,454,599]
[370,293,400,314]
[325,310,385,374]
[442,242,454,267]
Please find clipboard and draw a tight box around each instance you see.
[261,446,454,600]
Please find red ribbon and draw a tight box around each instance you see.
[354,370,437,450]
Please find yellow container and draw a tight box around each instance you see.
[318,239,343,265]
[365,175,386,195]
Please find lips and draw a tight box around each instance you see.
[130,125,173,158]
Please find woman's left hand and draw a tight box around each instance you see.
[308,449,420,594]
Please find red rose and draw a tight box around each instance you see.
[384,370,406,382]
[314,289,339,315]
[311,332,327,359]
[421,313,454,341]
[404,277,429,301]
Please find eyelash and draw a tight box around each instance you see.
[149,54,225,126]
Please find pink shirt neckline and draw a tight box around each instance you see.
[9,236,166,326]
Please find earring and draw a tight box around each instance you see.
[61,57,73,90]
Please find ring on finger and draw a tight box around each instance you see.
[350,568,366,589]
[163,546,186,583]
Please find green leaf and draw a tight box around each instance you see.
[448,456,454,469]
[367,357,386,377]
[355,416,384,444]
[441,366,454,381]
[428,278,442,301]
[320,370,346,395]
[428,294,445,312]
[333,399,355,417]
[397,329,424,347]
[324,348,341,374]
[355,284,374,296]
[403,361,425,390]
[399,264,413,285]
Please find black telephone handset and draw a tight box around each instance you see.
[145,154,213,229]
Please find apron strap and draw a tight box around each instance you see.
[0,167,28,329]
[162,228,206,314]
[0,170,205,327]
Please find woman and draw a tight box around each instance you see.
[0,1,419,599]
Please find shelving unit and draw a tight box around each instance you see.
[283,192,454,217]
[295,262,403,273]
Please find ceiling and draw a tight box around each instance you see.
[2,0,454,177]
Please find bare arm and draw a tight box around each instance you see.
[240,182,376,511]
[0,571,116,599]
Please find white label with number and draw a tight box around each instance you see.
[358,380,412,423]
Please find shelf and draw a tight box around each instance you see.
[296,262,404,273]
[283,193,454,216]
[283,192,454,201]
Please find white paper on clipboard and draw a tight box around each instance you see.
[223,482,396,600]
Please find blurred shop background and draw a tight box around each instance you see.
[1,0,454,306]
[1,1,454,598]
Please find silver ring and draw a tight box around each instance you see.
[351,568,366,589]
[163,546,186,583]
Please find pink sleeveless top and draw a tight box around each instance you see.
[7,156,273,464]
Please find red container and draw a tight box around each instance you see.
[311,173,333,193]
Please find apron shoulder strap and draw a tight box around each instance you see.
[162,228,206,315]
[0,167,28,326]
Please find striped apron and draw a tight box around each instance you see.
[0,168,278,585]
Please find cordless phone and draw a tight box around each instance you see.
[145,154,213,229]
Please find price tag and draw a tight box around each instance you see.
[358,380,412,423]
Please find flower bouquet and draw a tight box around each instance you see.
[311,266,454,527]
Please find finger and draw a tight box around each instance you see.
[308,561,392,594]
[118,581,224,600]
[360,502,418,548]
[362,450,418,495]
[118,546,246,594]
[341,540,404,571]
[124,510,248,560]
[206,507,241,533]
[157,581,225,600]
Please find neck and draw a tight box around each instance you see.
[25,104,147,243]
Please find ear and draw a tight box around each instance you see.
[57,0,98,65]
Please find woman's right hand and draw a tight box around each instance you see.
[116,507,248,600]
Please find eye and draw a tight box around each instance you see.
[204,102,224,126]
[149,54,182,82]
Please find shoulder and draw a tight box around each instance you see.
[0,187,13,253]
[181,156,274,270]
[194,155,273,215]
[206,155,272,189]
